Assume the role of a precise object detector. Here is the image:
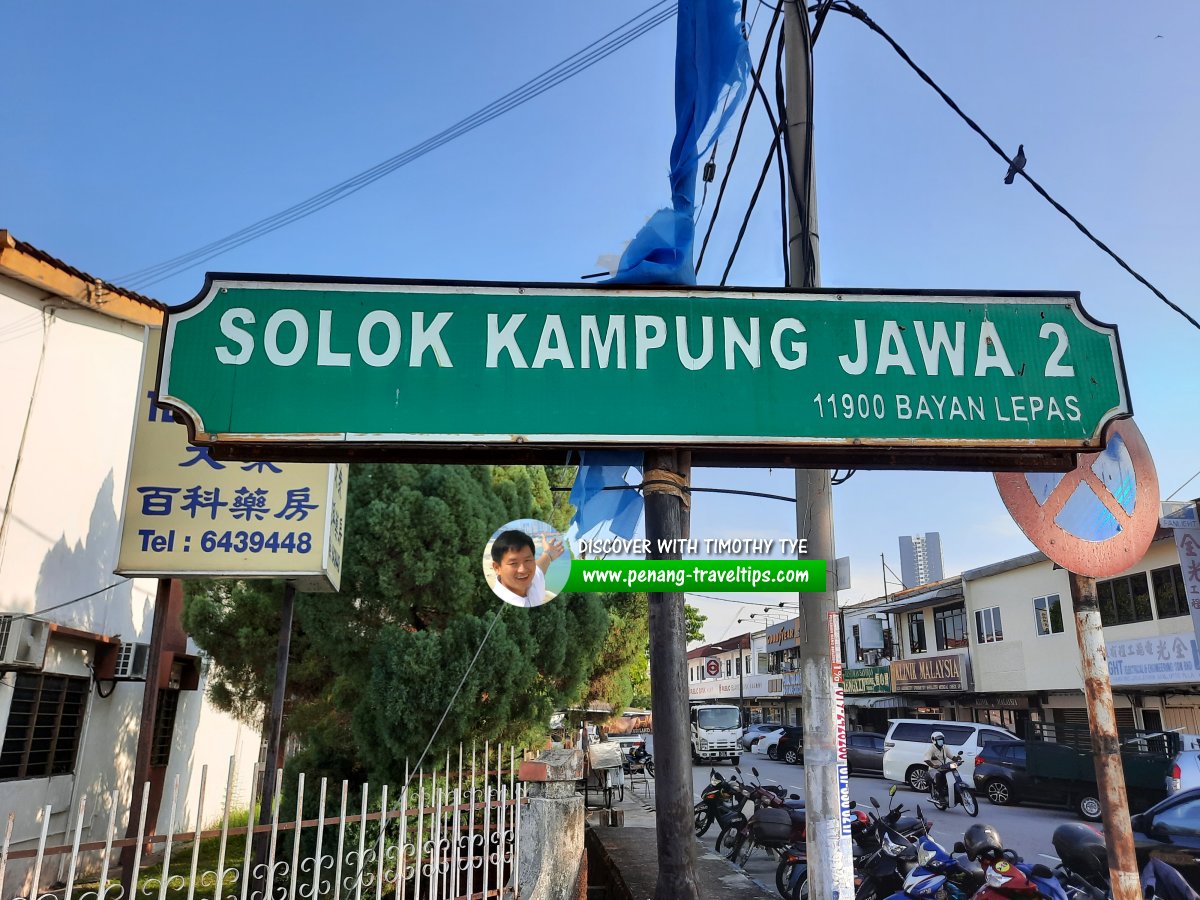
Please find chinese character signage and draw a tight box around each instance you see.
[117,329,347,591]
[843,666,892,694]
[1173,523,1200,651]
[1107,632,1200,686]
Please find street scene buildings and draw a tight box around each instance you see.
[688,533,1200,741]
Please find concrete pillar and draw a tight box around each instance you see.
[517,748,586,900]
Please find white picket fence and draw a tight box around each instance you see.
[0,744,524,900]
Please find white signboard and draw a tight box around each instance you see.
[1162,501,1199,530]
[1175,526,1200,653]
[1107,632,1200,686]
[688,674,770,701]
[117,329,348,592]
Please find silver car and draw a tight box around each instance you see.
[1167,749,1200,794]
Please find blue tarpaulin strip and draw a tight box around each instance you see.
[606,0,750,285]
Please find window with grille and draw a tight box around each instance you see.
[1151,566,1189,619]
[1097,572,1153,626]
[934,603,968,650]
[0,673,88,780]
[975,606,1004,643]
[909,614,927,654]
[1034,594,1065,635]
[150,689,180,768]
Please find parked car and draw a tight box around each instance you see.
[973,734,1169,821]
[740,723,782,750]
[973,740,1108,821]
[751,727,787,758]
[1167,748,1200,795]
[1132,787,1200,888]
[847,731,886,776]
[882,718,1018,791]
[773,726,804,765]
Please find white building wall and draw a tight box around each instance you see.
[0,273,262,882]
[965,540,1189,695]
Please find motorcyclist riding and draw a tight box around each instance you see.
[923,731,952,801]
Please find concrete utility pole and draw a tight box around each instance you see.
[1069,573,1142,900]
[784,3,855,897]
[643,449,699,900]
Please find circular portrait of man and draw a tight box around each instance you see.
[483,519,571,608]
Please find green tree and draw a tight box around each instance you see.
[685,603,708,643]
[183,463,610,785]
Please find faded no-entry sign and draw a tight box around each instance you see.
[157,276,1129,469]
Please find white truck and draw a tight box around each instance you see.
[690,704,742,764]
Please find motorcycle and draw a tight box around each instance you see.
[1049,823,1108,899]
[930,753,980,817]
[624,741,654,777]
[717,767,805,867]
[780,790,937,900]
[854,796,945,900]
[693,769,743,837]
[972,858,1068,899]
[854,797,978,900]
[960,838,1067,900]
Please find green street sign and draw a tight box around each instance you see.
[158,277,1130,469]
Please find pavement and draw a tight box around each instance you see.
[584,771,778,900]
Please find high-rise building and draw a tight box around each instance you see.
[899,532,944,587]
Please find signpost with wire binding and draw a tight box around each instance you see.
[157,275,1129,471]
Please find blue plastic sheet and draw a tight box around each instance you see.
[607,0,750,285]
[568,451,644,543]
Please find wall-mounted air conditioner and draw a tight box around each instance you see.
[114,642,151,681]
[0,615,50,670]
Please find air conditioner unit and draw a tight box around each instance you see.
[863,650,880,666]
[114,642,151,681]
[0,615,50,670]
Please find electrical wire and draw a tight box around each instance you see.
[721,125,784,284]
[116,2,678,291]
[696,2,785,274]
[1165,469,1200,503]
[829,0,1199,332]
[10,579,132,620]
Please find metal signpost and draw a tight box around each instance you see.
[995,418,1160,900]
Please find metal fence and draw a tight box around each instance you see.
[0,743,524,900]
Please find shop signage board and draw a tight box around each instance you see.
[1107,632,1200,686]
[767,618,802,652]
[117,329,348,592]
[890,652,973,692]
[842,666,892,694]
[781,672,804,696]
[157,277,1129,468]
[687,674,769,701]
[1172,525,1200,648]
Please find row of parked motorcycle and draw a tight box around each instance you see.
[693,766,1198,899]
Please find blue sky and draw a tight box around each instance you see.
[4,2,1198,642]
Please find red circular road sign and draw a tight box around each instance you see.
[994,419,1159,578]
[705,658,721,677]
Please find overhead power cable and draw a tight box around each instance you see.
[830,0,1199,332]
[116,2,678,291]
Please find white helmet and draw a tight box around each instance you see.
[931,731,945,745]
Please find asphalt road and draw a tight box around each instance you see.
[688,753,1091,889]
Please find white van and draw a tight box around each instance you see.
[882,719,1018,791]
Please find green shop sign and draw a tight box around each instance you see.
[159,277,1129,467]
[842,666,893,695]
